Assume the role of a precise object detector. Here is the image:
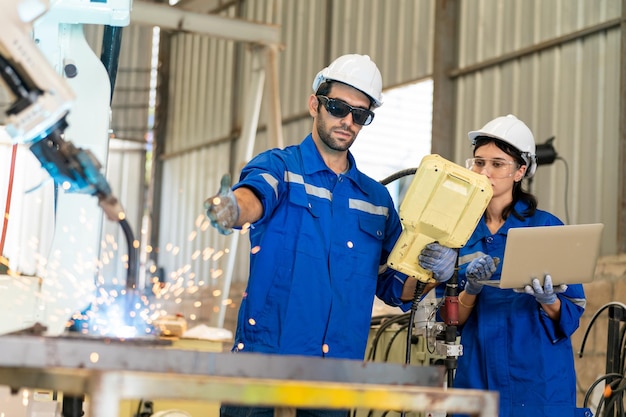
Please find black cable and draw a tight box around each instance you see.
[578,302,626,358]
[555,156,570,225]
[583,373,623,408]
[602,396,619,417]
[383,322,411,362]
[367,313,410,361]
[595,376,626,417]
[578,376,597,412]
[379,168,417,186]
[100,25,124,103]
[135,399,144,417]
[404,281,427,364]
[370,313,402,327]
[596,395,607,417]
[119,217,138,290]
[118,216,142,331]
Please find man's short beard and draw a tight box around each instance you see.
[316,117,355,152]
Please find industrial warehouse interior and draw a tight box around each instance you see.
[0,0,625,416]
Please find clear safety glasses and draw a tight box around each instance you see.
[466,157,519,179]
[316,95,375,126]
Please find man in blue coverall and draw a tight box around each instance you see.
[205,54,456,417]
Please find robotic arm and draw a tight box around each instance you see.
[0,0,123,221]
[0,0,139,341]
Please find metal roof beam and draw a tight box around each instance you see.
[130,0,281,46]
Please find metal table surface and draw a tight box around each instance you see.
[0,334,498,417]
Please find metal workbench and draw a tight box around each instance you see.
[0,334,498,417]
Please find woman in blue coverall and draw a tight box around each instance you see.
[452,115,592,417]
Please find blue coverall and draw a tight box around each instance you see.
[453,200,592,417]
[231,134,410,360]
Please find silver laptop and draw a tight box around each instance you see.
[479,223,604,289]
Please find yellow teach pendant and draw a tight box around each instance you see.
[387,154,493,283]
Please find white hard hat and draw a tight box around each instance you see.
[312,54,383,108]
[468,114,537,178]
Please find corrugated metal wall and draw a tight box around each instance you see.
[453,0,621,254]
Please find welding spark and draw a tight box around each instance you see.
[69,290,155,338]
[61,208,239,336]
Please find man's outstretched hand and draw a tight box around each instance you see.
[204,173,239,235]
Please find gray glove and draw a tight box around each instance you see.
[204,173,239,235]
[464,255,497,295]
[523,274,567,305]
[418,242,457,283]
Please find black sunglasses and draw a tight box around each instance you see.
[316,95,375,126]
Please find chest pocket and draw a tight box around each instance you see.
[358,214,385,242]
[287,185,318,216]
[353,213,386,273]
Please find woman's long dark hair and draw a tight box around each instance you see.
[473,136,537,221]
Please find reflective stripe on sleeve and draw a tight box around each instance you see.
[261,173,279,199]
[562,295,586,309]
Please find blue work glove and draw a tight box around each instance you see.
[523,274,567,305]
[464,255,497,295]
[204,173,240,235]
[418,242,457,283]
